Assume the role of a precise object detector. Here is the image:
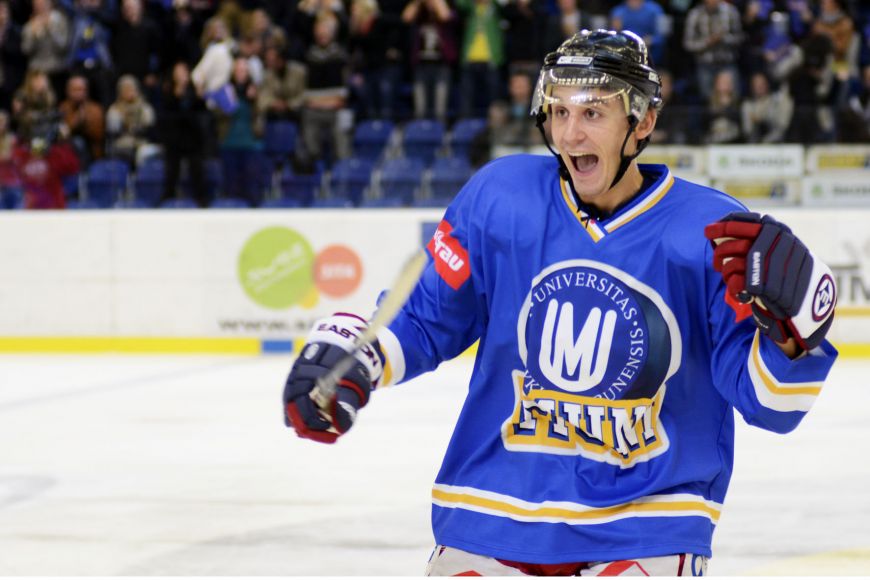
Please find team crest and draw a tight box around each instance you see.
[504,260,682,468]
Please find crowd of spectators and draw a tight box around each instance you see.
[0,0,868,208]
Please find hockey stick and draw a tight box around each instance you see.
[310,248,428,410]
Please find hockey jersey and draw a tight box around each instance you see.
[376,155,838,563]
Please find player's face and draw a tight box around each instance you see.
[548,86,654,208]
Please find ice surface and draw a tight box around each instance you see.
[0,354,868,575]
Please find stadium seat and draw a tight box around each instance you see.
[449,118,487,160]
[402,119,444,164]
[66,198,101,209]
[0,186,23,209]
[327,157,375,206]
[310,197,354,208]
[427,156,473,201]
[359,196,404,208]
[353,120,395,161]
[378,157,425,205]
[159,197,199,209]
[85,158,129,208]
[263,120,298,168]
[210,197,251,208]
[276,166,322,207]
[133,157,165,207]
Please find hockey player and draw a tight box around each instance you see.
[283,30,838,576]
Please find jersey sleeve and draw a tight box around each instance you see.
[376,174,489,386]
[704,239,838,433]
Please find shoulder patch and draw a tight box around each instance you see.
[427,220,471,290]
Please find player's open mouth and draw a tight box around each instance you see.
[569,153,598,173]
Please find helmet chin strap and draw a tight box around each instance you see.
[535,112,650,218]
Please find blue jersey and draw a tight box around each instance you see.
[376,155,837,563]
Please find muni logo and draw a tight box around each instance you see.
[538,301,617,393]
[508,260,682,467]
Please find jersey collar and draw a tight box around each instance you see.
[560,164,674,243]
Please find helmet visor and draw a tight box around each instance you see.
[531,67,650,120]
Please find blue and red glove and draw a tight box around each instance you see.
[704,212,836,351]
[283,313,383,444]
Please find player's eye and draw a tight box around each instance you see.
[552,106,569,119]
[584,108,601,120]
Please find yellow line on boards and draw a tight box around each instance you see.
[0,337,261,354]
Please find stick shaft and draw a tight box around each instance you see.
[311,249,428,409]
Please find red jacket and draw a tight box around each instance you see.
[13,141,80,209]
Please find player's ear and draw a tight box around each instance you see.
[634,108,657,141]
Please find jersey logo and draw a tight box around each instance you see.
[505,260,683,468]
[812,274,835,321]
[427,220,470,290]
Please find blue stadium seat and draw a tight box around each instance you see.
[66,199,101,209]
[428,156,473,201]
[1,186,23,209]
[402,119,444,164]
[263,121,298,168]
[378,157,425,205]
[328,157,375,206]
[449,118,487,160]
[353,120,395,161]
[159,197,199,209]
[133,157,165,207]
[411,196,453,208]
[210,197,251,208]
[86,158,129,208]
[310,197,354,208]
[277,166,321,207]
[260,196,305,208]
[359,197,404,208]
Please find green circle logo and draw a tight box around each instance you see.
[238,227,315,310]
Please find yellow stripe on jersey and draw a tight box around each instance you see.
[432,484,722,526]
[559,172,674,240]
[605,172,674,233]
[747,331,823,413]
[559,178,605,242]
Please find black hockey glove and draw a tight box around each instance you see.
[704,212,836,351]
[283,313,383,444]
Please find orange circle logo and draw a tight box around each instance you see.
[314,245,363,298]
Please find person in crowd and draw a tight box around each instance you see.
[811,0,858,105]
[0,0,26,111]
[105,74,157,166]
[761,11,803,87]
[610,0,667,66]
[67,0,114,107]
[159,60,208,207]
[741,70,793,143]
[12,69,59,142]
[649,68,701,144]
[160,0,205,79]
[455,0,505,119]
[12,132,79,209]
[838,63,870,143]
[111,0,162,104]
[58,73,105,164]
[787,32,836,143]
[245,7,288,53]
[348,0,404,121]
[500,0,549,79]
[236,33,264,87]
[217,56,263,205]
[683,0,743,101]
[192,16,235,105]
[21,0,71,98]
[300,10,351,166]
[0,109,21,206]
[704,68,741,143]
[402,0,457,123]
[257,45,307,123]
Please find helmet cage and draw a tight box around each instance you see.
[531,68,652,122]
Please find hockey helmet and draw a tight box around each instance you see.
[531,29,662,123]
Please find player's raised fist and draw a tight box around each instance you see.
[283,313,383,444]
[704,212,836,351]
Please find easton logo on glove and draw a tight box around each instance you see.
[704,211,836,352]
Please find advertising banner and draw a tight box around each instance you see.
[708,145,804,178]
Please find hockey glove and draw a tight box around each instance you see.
[704,212,836,351]
[283,313,383,444]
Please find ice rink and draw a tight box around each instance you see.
[1,353,869,576]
